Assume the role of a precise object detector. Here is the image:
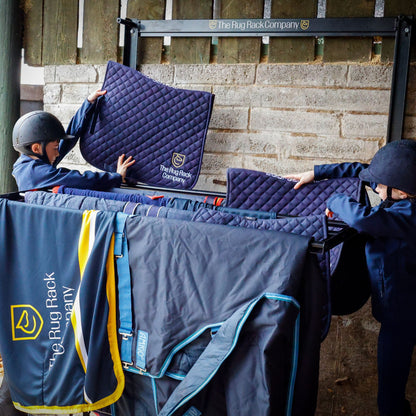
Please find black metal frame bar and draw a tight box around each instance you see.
[118,15,413,142]
[120,17,398,37]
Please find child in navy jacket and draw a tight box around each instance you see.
[12,89,135,191]
[287,139,416,416]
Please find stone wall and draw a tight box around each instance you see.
[44,62,416,192]
[43,62,416,415]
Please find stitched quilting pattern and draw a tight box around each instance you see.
[192,207,327,241]
[226,168,362,217]
[80,61,214,189]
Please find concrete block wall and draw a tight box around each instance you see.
[43,63,416,415]
[44,62,416,193]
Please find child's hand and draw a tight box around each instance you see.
[325,208,334,219]
[284,170,315,190]
[117,154,136,182]
[87,89,107,103]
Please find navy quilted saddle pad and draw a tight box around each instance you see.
[226,168,362,216]
[80,61,214,189]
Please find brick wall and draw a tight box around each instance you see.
[43,62,416,415]
[44,62,416,192]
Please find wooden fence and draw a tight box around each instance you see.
[22,0,416,66]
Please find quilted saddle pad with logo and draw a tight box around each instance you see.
[80,61,214,189]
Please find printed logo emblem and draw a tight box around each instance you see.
[209,20,218,30]
[300,20,310,30]
[172,153,186,168]
[11,305,44,341]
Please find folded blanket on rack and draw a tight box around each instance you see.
[26,190,128,212]
[57,186,168,206]
[109,186,213,202]
[80,61,214,189]
[192,207,327,239]
[25,191,194,221]
[57,186,225,212]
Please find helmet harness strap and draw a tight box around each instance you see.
[381,186,400,208]
[40,141,52,164]
[24,141,54,164]
[387,186,393,200]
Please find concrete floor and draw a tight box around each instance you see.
[316,301,416,416]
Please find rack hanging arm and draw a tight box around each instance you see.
[117,17,141,30]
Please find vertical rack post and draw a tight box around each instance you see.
[118,18,141,69]
[387,16,413,142]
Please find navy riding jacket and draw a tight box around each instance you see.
[12,100,122,191]
[315,163,416,323]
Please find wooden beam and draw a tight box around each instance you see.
[324,0,375,63]
[269,0,316,63]
[43,0,78,65]
[22,0,43,66]
[81,0,119,64]
[170,0,212,64]
[127,0,165,65]
[383,0,416,62]
[217,0,263,63]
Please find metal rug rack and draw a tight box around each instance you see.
[114,15,414,253]
[0,189,356,255]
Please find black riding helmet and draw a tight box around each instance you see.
[13,111,74,163]
[359,139,416,196]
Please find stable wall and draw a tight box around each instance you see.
[45,62,416,192]
[43,61,416,415]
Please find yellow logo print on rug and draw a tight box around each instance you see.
[11,305,44,341]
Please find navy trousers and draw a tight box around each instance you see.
[377,321,415,416]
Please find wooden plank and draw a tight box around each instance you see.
[383,0,416,62]
[81,0,119,64]
[217,0,263,63]
[170,0,212,64]
[324,0,375,63]
[127,0,165,64]
[269,0,316,63]
[22,0,43,66]
[42,0,78,65]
